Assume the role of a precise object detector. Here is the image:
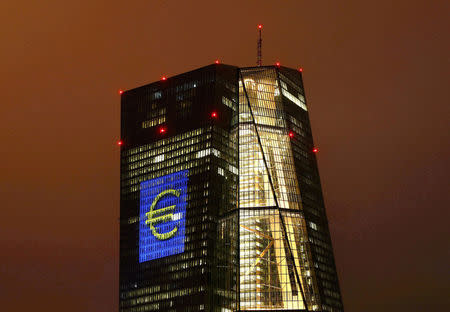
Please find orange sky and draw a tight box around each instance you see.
[0,1,449,311]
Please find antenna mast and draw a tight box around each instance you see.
[257,24,262,66]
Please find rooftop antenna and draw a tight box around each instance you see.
[257,24,263,66]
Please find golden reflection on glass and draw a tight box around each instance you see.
[239,209,322,310]
[238,68,321,310]
[239,70,302,210]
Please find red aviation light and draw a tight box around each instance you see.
[117,140,123,146]
[258,24,263,29]
[118,89,124,95]
[275,62,281,67]
[299,67,303,72]
[159,126,166,134]
[312,147,319,153]
[211,111,218,118]
[214,59,220,64]
[161,76,167,81]
[289,131,294,138]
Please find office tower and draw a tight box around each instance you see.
[119,64,343,312]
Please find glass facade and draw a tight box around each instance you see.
[238,67,321,310]
[120,65,239,312]
[120,64,343,312]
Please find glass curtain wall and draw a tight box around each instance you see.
[238,67,321,311]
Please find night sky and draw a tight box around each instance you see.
[1,1,449,311]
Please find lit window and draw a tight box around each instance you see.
[211,148,221,157]
[282,88,307,111]
[154,154,165,163]
[196,149,211,158]
[142,116,166,129]
[222,96,236,110]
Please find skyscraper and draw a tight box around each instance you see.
[119,64,343,312]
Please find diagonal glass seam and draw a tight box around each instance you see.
[274,69,305,212]
[239,71,279,209]
[275,68,322,311]
[239,70,310,312]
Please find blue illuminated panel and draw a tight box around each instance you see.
[139,170,188,262]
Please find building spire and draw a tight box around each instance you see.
[257,24,262,66]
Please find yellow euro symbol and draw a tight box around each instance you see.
[145,189,180,240]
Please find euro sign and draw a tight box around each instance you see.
[145,189,180,240]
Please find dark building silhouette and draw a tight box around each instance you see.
[119,64,343,312]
